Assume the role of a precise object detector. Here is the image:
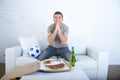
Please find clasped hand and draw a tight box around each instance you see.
[55,22,61,33]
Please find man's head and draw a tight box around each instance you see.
[53,11,63,24]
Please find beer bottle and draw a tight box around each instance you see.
[70,47,76,67]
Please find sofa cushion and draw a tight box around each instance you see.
[16,56,58,67]
[16,55,97,70]
[19,37,40,57]
[75,55,97,70]
[16,56,39,66]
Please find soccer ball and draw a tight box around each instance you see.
[29,45,41,57]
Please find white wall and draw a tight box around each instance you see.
[0,0,120,64]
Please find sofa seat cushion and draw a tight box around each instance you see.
[75,55,97,70]
[16,55,97,70]
[16,56,39,66]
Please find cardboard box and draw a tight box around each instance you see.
[0,60,71,80]
[0,61,40,80]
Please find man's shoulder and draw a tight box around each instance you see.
[48,23,69,29]
[62,23,69,30]
[48,23,55,30]
[62,23,68,27]
[48,23,55,32]
[49,23,54,27]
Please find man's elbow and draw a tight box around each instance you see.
[61,40,67,44]
[48,39,52,43]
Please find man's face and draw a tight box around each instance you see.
[53,14,63,24]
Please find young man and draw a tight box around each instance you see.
[1,11,71,80]
[37,11,71,61]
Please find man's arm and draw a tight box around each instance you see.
[58,30,67,44]
[48,27,57,43]
[57,23,68,44]
[48,22,68,44]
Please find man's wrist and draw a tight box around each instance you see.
[53,30,57,35]
[58,30,62,35]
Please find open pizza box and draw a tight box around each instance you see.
[40,59,72,72]
[0,59,72,80]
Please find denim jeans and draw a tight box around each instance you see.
[36,45,71,61]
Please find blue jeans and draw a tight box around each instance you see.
[36,45,71,61]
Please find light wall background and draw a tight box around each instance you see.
[0,0,120,64]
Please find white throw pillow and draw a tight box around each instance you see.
[19,37,40,57]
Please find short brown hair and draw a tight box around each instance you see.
[53,11,63,18]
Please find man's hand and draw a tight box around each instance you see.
[55,22,67,44]
[48,22,60,43]
[56,22,61,33]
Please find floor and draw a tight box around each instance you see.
[0,63,5,79]
[107,65,120,80]
[0,63,120,80]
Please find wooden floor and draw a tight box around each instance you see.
[0,63,5,79]
[0,63,120,80]
[107,65,120,80]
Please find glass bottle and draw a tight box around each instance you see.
[70,47,76,67]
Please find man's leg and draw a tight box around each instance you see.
[58,47,71,62]
[36,45,56,61]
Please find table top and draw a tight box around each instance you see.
[20,66,89,80]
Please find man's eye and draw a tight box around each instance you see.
[55,17,62,19]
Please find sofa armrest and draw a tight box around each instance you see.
[5,46,22,73]
[86,47,109,80]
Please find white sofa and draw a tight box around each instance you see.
[5,46,109,80]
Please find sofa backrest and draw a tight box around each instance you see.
[20,36,87,55]
[67,36,87,55]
